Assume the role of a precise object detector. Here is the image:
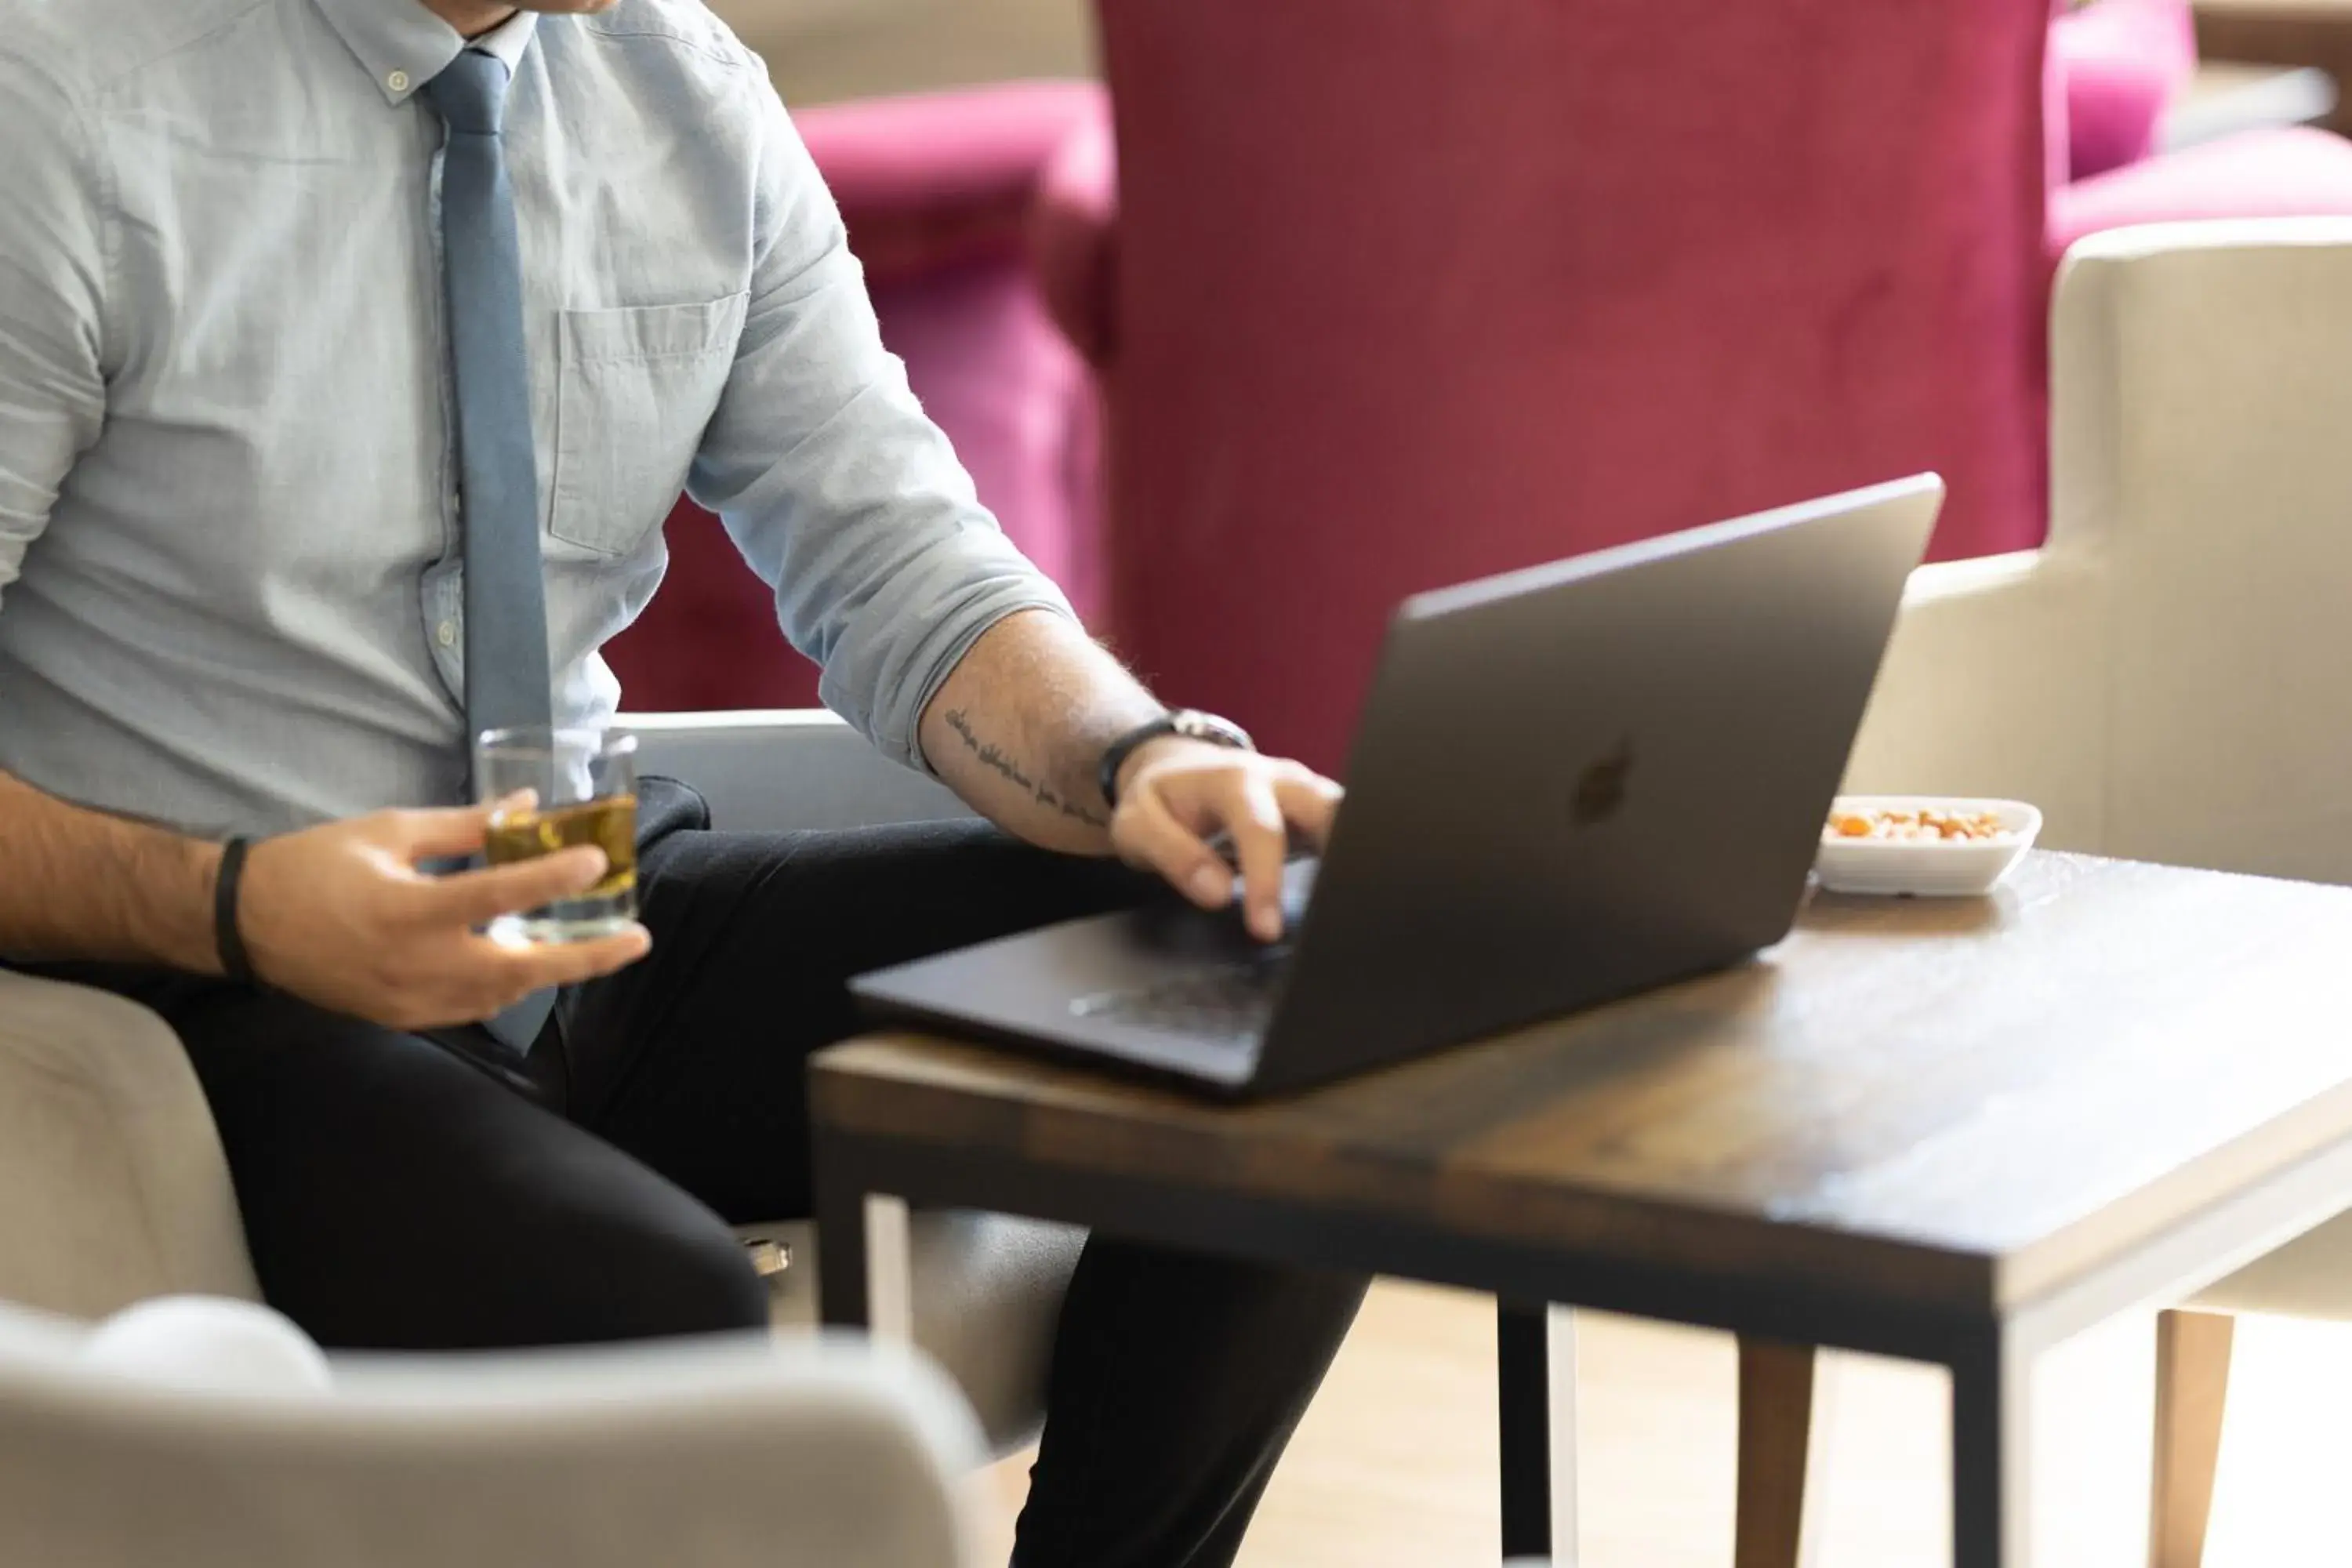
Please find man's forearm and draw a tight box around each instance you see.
[0,768,223,971]
[918,610,1163,854]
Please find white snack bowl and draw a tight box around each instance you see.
[1814,796,2042,898]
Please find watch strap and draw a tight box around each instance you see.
[1098,710,1255,811]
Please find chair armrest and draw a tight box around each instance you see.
[0,975,257,1318]
[0,1315,982,1568]
[1857,218,2352,872]
[2074,220,2352,1319]
[2048,218,2352,880]
[2046,127,2352,263]
[626,710,973,834]
[1028,97,1119,368]
[800,82,1109,285]
[1842,553,2109,851]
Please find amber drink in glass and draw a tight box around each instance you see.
[474,726,639,943]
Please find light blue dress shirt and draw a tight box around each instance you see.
[0,0,1074,838]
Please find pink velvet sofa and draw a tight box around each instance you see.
[609,2,2352,750]
[1029,0,2352,768]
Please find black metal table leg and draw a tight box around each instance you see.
[814,1149,871,1331]
[1497,1300,1552,1560]
[1951,1334,2005,1568]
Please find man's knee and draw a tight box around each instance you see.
[553,1215,773,1345]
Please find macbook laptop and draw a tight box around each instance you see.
[853,475,1944,1099]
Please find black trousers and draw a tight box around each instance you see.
[36,780,1367,1568]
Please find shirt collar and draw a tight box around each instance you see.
[472,13,539,74]
[310,0,540,107]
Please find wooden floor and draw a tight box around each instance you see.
[968,1279,2352,1567]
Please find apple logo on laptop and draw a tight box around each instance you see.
[1573,737,1634,827]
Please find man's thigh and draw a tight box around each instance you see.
[554,813,1152,1226]
[41,968,768,1350]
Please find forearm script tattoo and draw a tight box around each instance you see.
[943,709,1109,829]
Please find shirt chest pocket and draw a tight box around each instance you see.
[549,294,749,556]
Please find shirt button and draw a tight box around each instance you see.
[387,69,411,93]
[437,620,457,649]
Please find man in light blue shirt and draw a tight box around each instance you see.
[0,0,1367,1560]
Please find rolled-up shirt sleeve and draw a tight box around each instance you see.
[0,45,110,615]
[685,75,1076,775]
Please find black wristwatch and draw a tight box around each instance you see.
[1098,710,1256,810]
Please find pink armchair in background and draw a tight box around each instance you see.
[604,0,2321,743]
[602,82,1107,713]
[2057,0,2200,180]
[1035,0,2352,774]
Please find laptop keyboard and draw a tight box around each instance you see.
[1071,958,1287,1043]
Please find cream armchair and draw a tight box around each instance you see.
[1848,217,2352,882]
[1837,216,2352,1568]
[0,1294,982,1568]
[0,711,1086,1563]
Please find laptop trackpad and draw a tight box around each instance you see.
[849,862,1316,1088]
[1127,858,1318,959]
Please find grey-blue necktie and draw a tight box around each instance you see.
[426,50,557,1051]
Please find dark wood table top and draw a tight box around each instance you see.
[814,855,2352,1320]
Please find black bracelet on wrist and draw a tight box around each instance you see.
[1098,710,1256,811]
[214,835,257,985]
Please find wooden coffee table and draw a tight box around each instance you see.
[811,854,2352,1566]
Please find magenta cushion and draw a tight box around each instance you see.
[2050,127,2352,258]
[2054,0,2198,181]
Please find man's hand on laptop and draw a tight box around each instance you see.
[237,804,652,1030]
[1108,739,1341,944]
[913,611,1335,944]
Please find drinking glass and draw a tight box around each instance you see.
[474,725,639,944]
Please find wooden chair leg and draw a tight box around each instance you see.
[2151,1308,2234,1568]
[1736,1337,1818,1568]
